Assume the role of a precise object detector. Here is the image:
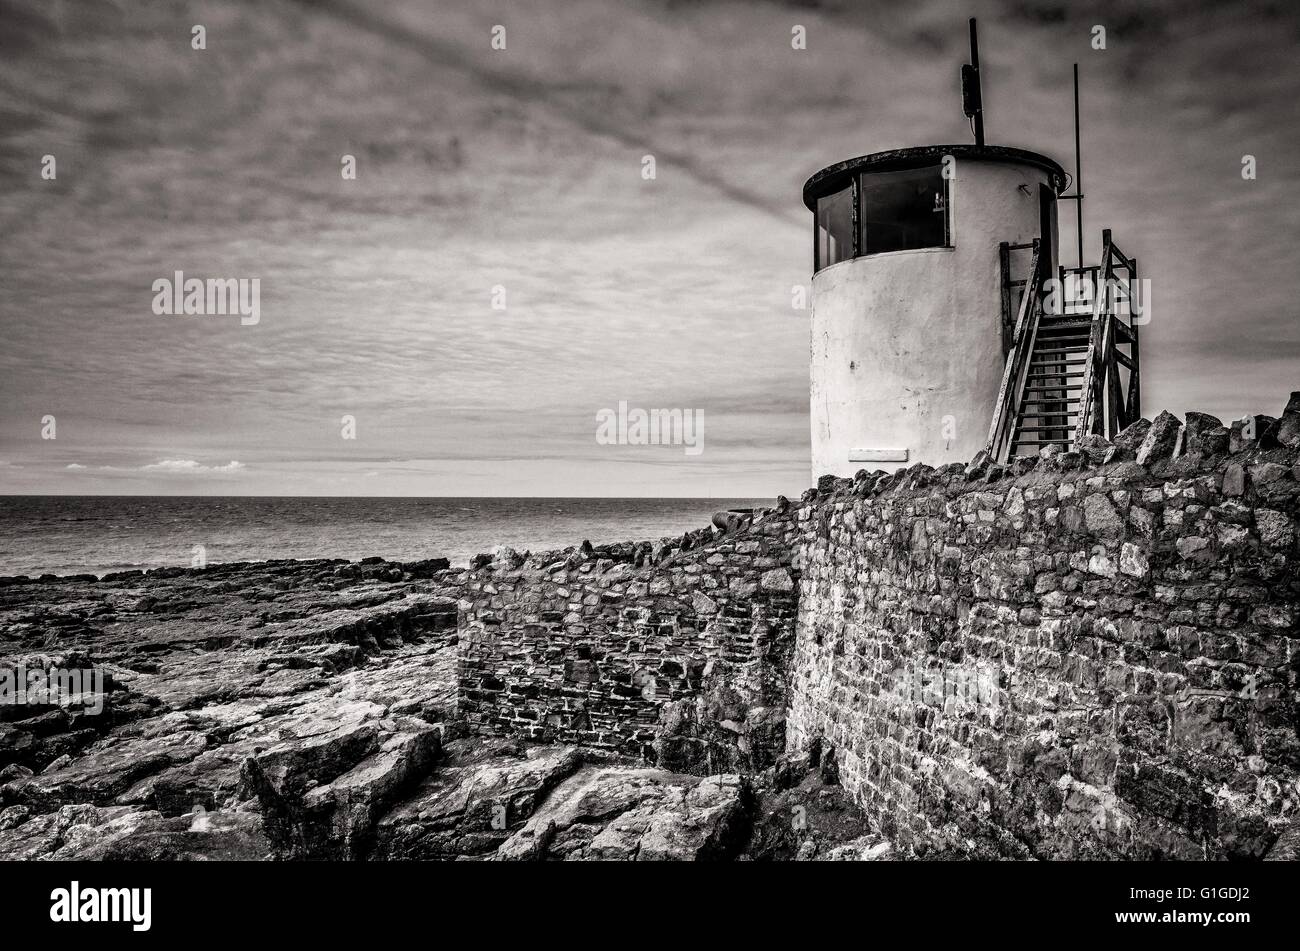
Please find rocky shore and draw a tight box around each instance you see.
[0,556,882,860]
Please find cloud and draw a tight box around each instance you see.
[1,0,1297,497]
[140,459,246,473]
[65,463,85,469]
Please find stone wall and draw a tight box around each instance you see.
[788,397,1300,859]
[456,507,800,771]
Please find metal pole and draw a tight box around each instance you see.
[970,18,985,147]
[1073,63,1083,268]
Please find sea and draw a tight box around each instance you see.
[0,496,771,578]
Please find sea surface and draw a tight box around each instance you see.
[0,496,771,577]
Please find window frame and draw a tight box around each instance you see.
[813,165,952,273]
[813,181,856,272]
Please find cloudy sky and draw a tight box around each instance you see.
[0,0,1296,496]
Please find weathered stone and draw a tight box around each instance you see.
[1112,417,1152,457]
[1276,391,1300,448]
[1135,411,1182,465]
[1118,542,1149,579]
[1256,510,1293,549]
[1222,462,1247,497]
[1075,434,1113,465]
[760,568,794,592]
[496,766,751,861]
[1082,494,1124,539]
[787,400,1300,860]
[373,741,582,860]
[1182,411,1228,456]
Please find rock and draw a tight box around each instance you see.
[1276,392,1300,448]
[1135,411,1182,465]
[965,450,991,479]
[1230,416,1257,453]
[1183,412,1228,457]
[1175,535,1211,562]
[0,802,270,860]
[373,742,582,860]
[491,546,524,569]
[4,730,209,812]
[1082,494,1124,539]
[821,836,893,861]
[743,769,875,860]
[1111,418,1151,457]
[239,705,440,859]
[711,511,750,534]
[0,764,33,785]
[691,591,718,615]
[1265,817,1300,861]
[1223,463,1247,497]
[1256,510,1293,549]
[760,568,794,593]
[496,766,752,861]
[1119,542,1149,579]
[1075,434,1113,465]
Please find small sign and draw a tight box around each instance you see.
[849,448,908,463]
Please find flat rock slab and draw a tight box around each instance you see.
[374,740,583,859]
[497,766,752,861]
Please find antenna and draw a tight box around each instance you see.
[962,18,985,147]
[1059,63,1085,268]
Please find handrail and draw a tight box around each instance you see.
[1073,229,1116,443]
[985,240,1042,462]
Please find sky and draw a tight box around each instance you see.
[0,0,1297,497]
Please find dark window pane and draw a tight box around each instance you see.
[815,184,853,271]
[858,166,947,254]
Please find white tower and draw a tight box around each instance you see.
[806,145,1066,479]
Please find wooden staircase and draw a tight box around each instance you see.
[986,230,1142,462]
[1011,319,1089,456]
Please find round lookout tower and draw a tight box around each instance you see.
[805,145,1067,479]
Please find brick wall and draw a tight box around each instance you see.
[788,398,1300,858]
[456,507,799,770]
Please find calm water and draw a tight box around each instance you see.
[0,496,769,577]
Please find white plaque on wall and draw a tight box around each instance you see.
[848,448,909,463]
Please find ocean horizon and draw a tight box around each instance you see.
[0,495,774,577]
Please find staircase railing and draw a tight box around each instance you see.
[1074,229,1140,443]
[985,240,1042,462]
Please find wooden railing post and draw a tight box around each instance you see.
[999,241,1012,354]
[1127,256,1141,422]
[985,240,1043,462]
[1073,230,1114,446]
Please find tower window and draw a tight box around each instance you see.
[858,166,949,255]
[815,183,853,271]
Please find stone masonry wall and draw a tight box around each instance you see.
[788,396,1300,859]
[457,506,800,771]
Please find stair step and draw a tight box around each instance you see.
[1023,384,1083,391]
[1016,425,1079,432]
